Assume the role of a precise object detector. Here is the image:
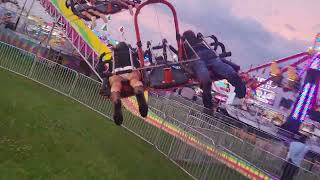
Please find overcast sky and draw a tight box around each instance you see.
[9,0,320,69]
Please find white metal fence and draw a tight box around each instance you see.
[149,92,320,177]
[0,41,318,180]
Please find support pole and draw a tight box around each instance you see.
[253,55,311,89]
[14,0,27,30]
[25,0,36,18]
[243,52,308,74]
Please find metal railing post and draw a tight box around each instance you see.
[69,73,79,96]
[153,113,166,148]
[27,55,37,78]
[167,129,177,158]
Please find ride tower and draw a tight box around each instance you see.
[281,33,320,134]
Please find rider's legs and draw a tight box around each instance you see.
[109,75,124,125]
[100,77,111,96]
[115,0,134,15]
[207,58,246,99]
[191,60,213,110]
[73,3,99,27]
[127,71,148,117]
[87,9,108,23]
[206,57,236,79]
[81,11,97,28]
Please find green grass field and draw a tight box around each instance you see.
[0,68,191,180]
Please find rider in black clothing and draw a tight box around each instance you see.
[66,0,141,28]
[182,30,246,110]
[97,42,148,126]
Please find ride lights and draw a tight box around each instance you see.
[298,57,316,77]
[310,54,320,70]
[283,66,298,91]
[301,84,316,121]
[306,34,320,54]
[270,61,283,86]
[281,34,320,132]
[287,66,298,81]
[307,47,320,54]
[270,61,281,76]
[307,47,314,54]
[292,83,312,120]
[291,55,320,121]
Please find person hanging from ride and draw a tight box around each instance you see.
[66,0,141,27]
[66,0,108,28]
[97,42,148,126]
[0,0,18,5]
[95,0,140,16]
[182,30,246,111]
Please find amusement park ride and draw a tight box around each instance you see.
[18,0,318,134]
[243,34,320,134]
[55,0,236,94]
[280,35,320,133]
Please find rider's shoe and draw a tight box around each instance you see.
[128,5,134,16]
[101,15,108,23]
[99,88,110,96]
[113,100,123,126]
[231,97,245,110]
[91,16,97,28]
[202,107,214,116]
[136,93,148,117]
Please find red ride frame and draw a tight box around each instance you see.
[134,0,183,68]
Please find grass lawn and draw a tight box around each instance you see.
[0,68,191,180]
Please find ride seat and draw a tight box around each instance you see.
[145,65,190,89]
[154,56,166,64]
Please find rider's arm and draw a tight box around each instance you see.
[112,0,129,9]
[98,52,113,77]
[132,51,141,68]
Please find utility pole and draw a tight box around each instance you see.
[45,21,56,46]
[25,0,36,18]
[14,0,28,30]
[20,0,36,36]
